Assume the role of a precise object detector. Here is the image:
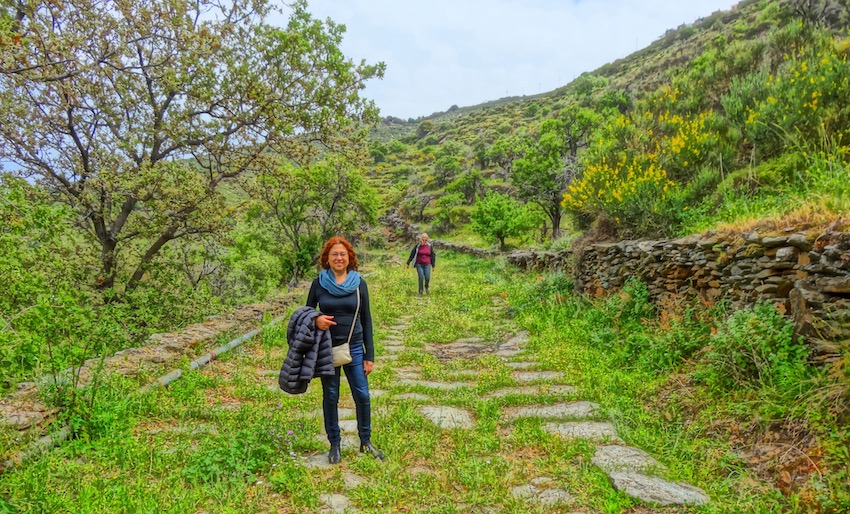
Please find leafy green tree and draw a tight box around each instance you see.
[388,140,408,154]
[246,156,377,281]
[471,138,490,169]
[432,192,466,232]
[445,169,483,204]
[470,191,537,251]
[400,191,434,222]
[0,0,383,296]
[433,141,467,187]
[417,119,435,138]
[369,141,389,163]
[486,136,526,177]
[512,104,599,238]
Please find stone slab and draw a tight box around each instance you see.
[543,421,622,442]
[484,384,577,398]
[420,405,474,429]
[592,445,663,473]
[504,401,599,420]
[512,371,563,382]
[398,379,473,390]
[319,493,353,513]
[607,470,710,506]
[505,362,538,370]
[393,393,430,401]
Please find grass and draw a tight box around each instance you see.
[1,251,846,512]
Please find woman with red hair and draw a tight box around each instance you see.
[307,236,383,464]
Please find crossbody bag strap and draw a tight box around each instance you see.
[345,286,360,345]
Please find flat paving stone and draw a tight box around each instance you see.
[485,384,578,399]
[398,379,473,390]
[315,433,359,449]
[303,453,335,470]
[504,331,530,346]
[512,371,563,382]
[393,393,430,401]
[420,405,474,429]
[395,367,421,380]
[505,362,538,369]
[511,481,575,508]
[504,401,599,420]
[370,388,388,397]
[607,470,710,506]
[592,445,663,473]
[343,471,366,488]
[319,493,354,513]
[494,348,522,358]
[543,421,622,442]
[379,354,399,361]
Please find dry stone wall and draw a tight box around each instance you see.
[575,230,850,362]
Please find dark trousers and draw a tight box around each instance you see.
[415,264,431,294]
[321,341,371,445]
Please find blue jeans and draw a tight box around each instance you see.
[321,340,372,445]
[415,264,431,294]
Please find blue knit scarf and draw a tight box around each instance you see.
[319,268,361,297]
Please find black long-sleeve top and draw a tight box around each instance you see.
[306,277,375,362]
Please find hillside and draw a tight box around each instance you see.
[366,0,850,246]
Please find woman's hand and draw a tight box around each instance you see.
[363,360,374,375]
[315,315,336,331]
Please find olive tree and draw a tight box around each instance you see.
[0,0,383,296]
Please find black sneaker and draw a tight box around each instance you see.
[328,444,341,464]
[360,442,384,460]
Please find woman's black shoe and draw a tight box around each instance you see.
[360,442,384,460]
[328,444,341,464]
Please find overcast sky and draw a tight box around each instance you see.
[295,0,734,120]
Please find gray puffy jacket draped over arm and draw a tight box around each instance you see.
[278,306,335,394]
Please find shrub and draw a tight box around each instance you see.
[698,302,815,402]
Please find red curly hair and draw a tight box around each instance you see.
[319,236,359,271]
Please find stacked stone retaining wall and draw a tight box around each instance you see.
[575,230,850,362]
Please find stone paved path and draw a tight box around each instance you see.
[292,303,710,512]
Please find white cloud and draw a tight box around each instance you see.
[288,0,733,119]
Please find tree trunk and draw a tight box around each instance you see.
[98,240,117,291]
[125,227,178,293]
[551,210,561,240]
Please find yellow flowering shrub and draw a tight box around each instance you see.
[563,85,716,234]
